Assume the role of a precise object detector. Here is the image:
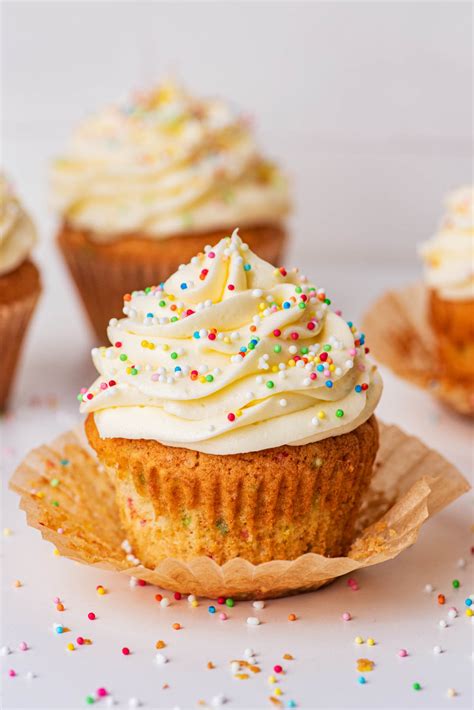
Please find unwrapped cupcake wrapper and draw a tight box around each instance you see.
[0,289,40,410]
[363,283,474,416]
[58,227,286,341]
[10,421,469,599]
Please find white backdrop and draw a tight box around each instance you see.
[2,0,472,267]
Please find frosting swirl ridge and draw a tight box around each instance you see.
[0,173,37,277]
[51,82,290,240]
[81,230,381,454]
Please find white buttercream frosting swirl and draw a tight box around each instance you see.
[0,173,37,277]
[51,82,290,240]
[419,185,474,301]
[81,230,381,454]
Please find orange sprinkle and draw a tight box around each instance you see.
[283,654,294,660]
[56,603,65,611]
[269,697,282,707]
[357,658,375,672]
[155,594,163,602]
[288,613,297,621]
[207,661,215,669]
[123,293,131,302]
[235,673,249,680]
[155,640,166,649]
[162,684,169,690]
[438,594,446,605]
[172,622,181,630]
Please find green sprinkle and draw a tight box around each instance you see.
[216,518,229,535]
[130,368,138,375]
[50,478,59,487]
[298,302,306,309]
[323,344,332,351]
[412,683,421,691]
[76,394,83,401]
[248,342,255,350]
[159,300,166,307]
[324,298,331,305]
[60,459,69,466]
[119,354,128,361]
[205,374,214,382]
[295,286,302,294]
[300,347,309,355]
[274,345,282,353]
[336,409,344,418]
[266,381,275,389]
[170,316,178,322]
[52,500,59,507]
[171,352,178,360]
[225,598,235,608]
[145,287,151,294]
[452,579,460,588]
[85,696,95,706]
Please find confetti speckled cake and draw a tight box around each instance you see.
[82,230,382,567]
[0,174,41,410]
[52,82,291,339]
[419,186,474,383]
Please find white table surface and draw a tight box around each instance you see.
[1,238,473,710]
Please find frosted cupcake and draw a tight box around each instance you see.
[81,230,382,567]
[0,174,41,410]
[420,186,474,383]
[52,82,291,339]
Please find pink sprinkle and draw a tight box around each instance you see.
[97,688,108,698]
[274,664,283,674]
[57,528,64,534]
[335,309,342,316]
[19,642,28,652]
[349,348,357,356]
[208,252,215,259]
[100,382,108,390]
[53,596,61,604]
[342,612,352,621]
[9,669,16,677]
[80,388,87,394]
[151,374,159,381]
[398,649,408,657]
[88,612,96,620]
[219,612,228,621]
[310,373,317,380]
[76,637,85,645]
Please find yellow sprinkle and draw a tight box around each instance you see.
[3,528,12,536]
[268,675,277,684]
[272,366,278,373]
[466,608,473,617]
[223,337,230,344]
[274,688,283,696]
[329,364,335,372]
[191,600,199,608]
[367,638,376,646]
[162,344,169,351]
[53,549,60,556]
[354,636,364,645]
[317,411,326,420]
[288,359,296,367]
[199,376,206,383]
[36,491,44,499]
[97,587,106,596]
[235,673,249,680]
[141,340,148,347]
[236,410,242,417]
[168,294,175,301]
[259,303,265,311]
[67,643,75,651]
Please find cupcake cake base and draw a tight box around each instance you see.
[0,260,41,410]
[57,223,287,340]
[429,290,474,381]
[10,421,469,599]
[86,414,379,567]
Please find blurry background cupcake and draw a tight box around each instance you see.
[51,81,291,340]
[0,173,41,410]
[419,186,474,384]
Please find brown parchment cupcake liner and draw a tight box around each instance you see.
[85,413,379,567]
[0,287,40,411]
[9,421,469,599]
[363,283,474,416]
[57,223,287,341]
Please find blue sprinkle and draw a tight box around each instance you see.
[60,459,69,466]
[347,321,353,328]
[283,301,291,309]
[325,381,333,388]
[146,312,154,318]
[358,676,366,685]
[287,702,297,708]
[208,605,216,614]
[244,263,251,271]
[317,364,324,372]
[180,283,188,290]
[240,347,247,353]
[355,385,362,393]
[174,366,182,373]
[250,339,258,346]
[193,331,200,339]
[465,598,472,606]
[55,625,64,634]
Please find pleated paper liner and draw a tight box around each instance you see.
[363,283,474,416]
[10,422,469,600]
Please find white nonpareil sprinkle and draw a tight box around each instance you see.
[211,695,227,707]
[253,600,265,610]
[448,608,458,619]
[155,653,168,664]
[128,698,140,709]
[252,289,263,297]
[230,661,240,674]
[439,619,448,628]
[424,584,434,593]
[160,597,170,608]
[25,672,35,680]
[0,646,11,656]
[433,645,443,654]
[246,616,260,626]
[187,594,196,603]
[243,648,254,658]
[311,417,319,426]
[457,558,466,568]
[447,689,457,698]
[279,399,287,407]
